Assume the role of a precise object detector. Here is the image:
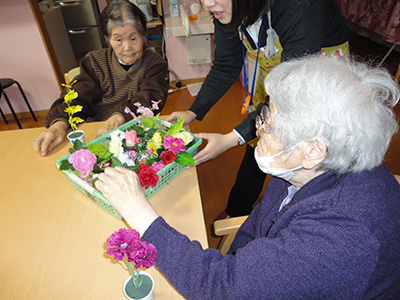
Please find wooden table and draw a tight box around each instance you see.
[0,122,208,299]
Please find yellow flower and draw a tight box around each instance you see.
[64,105,83,115]
[69,116,84,130]
[151,132,162,149]
[148,141,157,155]
[64,90,78,104]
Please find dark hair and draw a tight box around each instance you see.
[100,0,148,47]
[227,0,272,32]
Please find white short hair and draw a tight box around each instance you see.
[264,55,400,173]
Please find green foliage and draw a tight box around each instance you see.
[111,156,123,167]
[87,143,113,163]
[59,159,72,171]
[176,151,195,166]
[166,117,184,136]
[141,113,160,128]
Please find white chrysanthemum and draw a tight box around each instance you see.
[109,133,123,157]
[174,131,193,145]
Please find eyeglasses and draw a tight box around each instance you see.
[256,105,274,135]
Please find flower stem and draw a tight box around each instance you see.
[123,256,142,289]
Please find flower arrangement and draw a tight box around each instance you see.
[58,105,196,190]
[62,81,84,135]
[106,228,157,289]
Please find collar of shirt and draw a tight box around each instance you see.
[279,185,297,212]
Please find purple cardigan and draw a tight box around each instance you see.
[143,164,400,299]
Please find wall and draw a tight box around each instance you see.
[0,0,60,115]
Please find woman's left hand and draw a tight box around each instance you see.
[95,166,159,235]
[97,114,125,137]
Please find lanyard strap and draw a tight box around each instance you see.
[240,16,266,114]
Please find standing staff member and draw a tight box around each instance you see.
[167,0,349,219]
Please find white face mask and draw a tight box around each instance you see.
[254,147,302,181]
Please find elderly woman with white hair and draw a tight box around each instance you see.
[95,56,400,299]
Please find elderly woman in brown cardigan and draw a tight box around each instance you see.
[33,0,167,157]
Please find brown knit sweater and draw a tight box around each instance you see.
[45,48,168,128]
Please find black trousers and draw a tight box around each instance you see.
[225,144,267,217]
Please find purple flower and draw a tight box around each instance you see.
[163,135,186,153]
[129,241,158,269]
[106,228,141,261]
[151,160,165,172]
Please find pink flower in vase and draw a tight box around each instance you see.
[106,228,141,261]
[68,149,97,178]
[128,241,158,268]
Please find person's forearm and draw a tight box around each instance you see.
[189,19,243,121]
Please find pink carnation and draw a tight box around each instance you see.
[128,241,158,268]
[163,135,186,153]
[106,228,141,261]
[68,149,97,178]
[151,160,165,172]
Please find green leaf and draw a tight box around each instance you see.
[72,139,84,150]
[111,156,123,167]
[87,143,113,163]
[145,157,157,166]
[175,151,195,166]
[59,159,72,170]
[92,164,104,174]
[126,165,139,172]
[141,114,159,128]
[166,117,184,136]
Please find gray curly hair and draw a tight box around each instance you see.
[264,55,399,174]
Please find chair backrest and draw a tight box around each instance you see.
[213,216,248,256]
[64,67,80,84]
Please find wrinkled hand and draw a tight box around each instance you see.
[32,121,67,157]
[193,131,239,165]
[96,114,125,137]
[95,167,158,235]
[166,110,197,125]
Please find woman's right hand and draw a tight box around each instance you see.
[32,121,67,157]
[166,110,197,125]
[193,131,239,165]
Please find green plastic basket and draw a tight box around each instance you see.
[56,118,202,219]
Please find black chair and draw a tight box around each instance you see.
[0,78,37,129]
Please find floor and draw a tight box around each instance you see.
[1,32,399,249]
